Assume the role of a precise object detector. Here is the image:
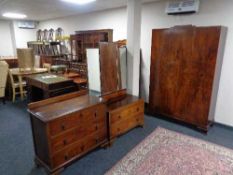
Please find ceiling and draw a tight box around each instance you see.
[0,0,159,21]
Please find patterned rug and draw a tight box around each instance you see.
[105,127,233,175]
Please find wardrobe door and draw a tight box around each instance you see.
[185,27,221,127]
[149,26,194,120]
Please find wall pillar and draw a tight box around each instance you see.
[126,0,142,96]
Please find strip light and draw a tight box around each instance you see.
[61,0,96,5]
[2,12,27,19]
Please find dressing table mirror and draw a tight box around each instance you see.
[86,42,127,96]
[87,42,144,144]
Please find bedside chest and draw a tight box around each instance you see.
[107,94,144,143]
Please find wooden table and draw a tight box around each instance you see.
[10,68,48,100]
[26,73,78,102]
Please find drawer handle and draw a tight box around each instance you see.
[118,115,121,119]
[94,111,97,118]
[137,107,140,112]
[61,124,65,130]
[63,140,67,146]
[64,155,68,161]
[95,125,98,130]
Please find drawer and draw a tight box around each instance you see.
[52,140,83,168]
[110,112,144,138]
[110,101,144,124]
[50,119,107,154]
[49,112,82,136]
[81,104,106,123]
[49,104,106,137]
[52,129,107,168]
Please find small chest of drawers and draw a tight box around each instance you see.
[107,95,144,142]
[28,91,107,174]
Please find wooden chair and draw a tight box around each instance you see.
[0,61,9,104]
[17,48,35,71]
[43,63,51,72]
[8,69,27,102]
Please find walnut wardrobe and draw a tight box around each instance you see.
[148,25,227,131]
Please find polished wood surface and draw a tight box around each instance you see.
[149,25,227,131]
[107,94,144,141]
[29,93,107,174]
[10,68,48,76]
[99,42,121,94]
[0,57,18,68]
[26,73,78,102]
[29,93,104,122]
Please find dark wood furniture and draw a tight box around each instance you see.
[69,29,113,80]
[40,55,68,68]
[69,62,87,78]
[99,42,122,94]
[28,91,108,174]
[148,25,227,131]
[102,89,144,144]
[0,57,18,68]
[26,73,78,102]
[70,29,113,62]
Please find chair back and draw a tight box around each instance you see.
[17,48,35,71]
[0,61,9,97]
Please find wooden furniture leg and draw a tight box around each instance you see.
[18,75,24,100]
[12,85,16,103]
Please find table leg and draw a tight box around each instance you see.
[18,75,24,100]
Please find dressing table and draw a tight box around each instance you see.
[28,42,144,174]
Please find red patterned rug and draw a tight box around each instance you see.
[105,127,233,175]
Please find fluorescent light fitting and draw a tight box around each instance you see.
[2,12,27,19]
[61,0,96,5]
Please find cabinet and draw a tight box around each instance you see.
[28,91,107,174]
[148,25,227,131]
[70,29,113,62]
[107,95,144,142]
[101,90,144,143]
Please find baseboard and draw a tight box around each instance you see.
[144,102,233,132]
[214,122,233,131]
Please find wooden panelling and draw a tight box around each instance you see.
[99,42,121,94]
[149,25,227,131]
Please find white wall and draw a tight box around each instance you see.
[0,20,37,56]
[0,20,14,56]
[38,8,127,41]
[13,21,37,48]
[38,0,233,127]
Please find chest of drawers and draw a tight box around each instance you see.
[28,91,107,174]
[107,94,144,143]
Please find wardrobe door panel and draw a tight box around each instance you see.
[149,26,193,120]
